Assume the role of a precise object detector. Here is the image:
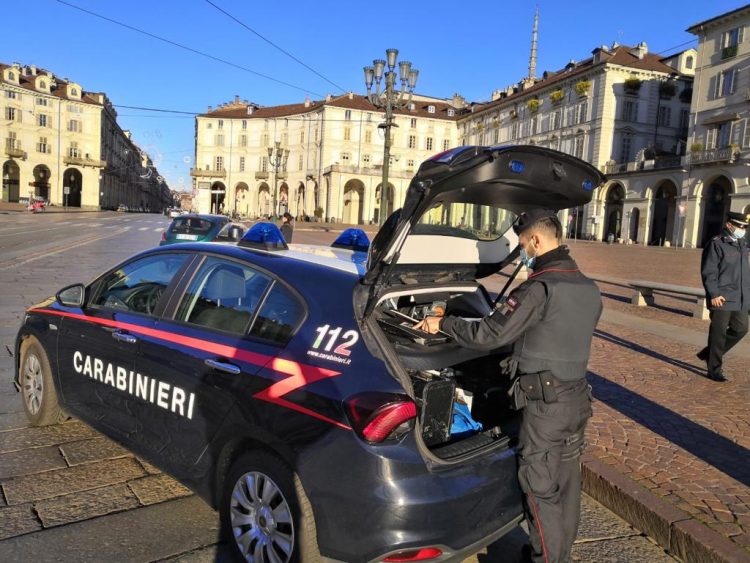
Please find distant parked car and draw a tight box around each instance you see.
[160,214,244,245]
[168,208,184,218]
[117,204,127,213]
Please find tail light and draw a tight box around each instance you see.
[382,547,443,561]
[345,392,417,443]
[160,231,166,241]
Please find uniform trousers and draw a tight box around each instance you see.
[518,379,592,563]
[707,309,749,374]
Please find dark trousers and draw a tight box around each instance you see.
[518,380,592,563]
[707,309,749,374]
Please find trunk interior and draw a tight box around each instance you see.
[373,285,520,460]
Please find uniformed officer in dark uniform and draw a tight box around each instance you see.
[416,209,602,563]
[697,211,750,382]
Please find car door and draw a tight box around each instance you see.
[131,255,282,475]
[56,252,191,437]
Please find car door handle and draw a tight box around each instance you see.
[112,331,138,344]
[204,359,241,375]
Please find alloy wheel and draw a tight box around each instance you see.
[230,470,295,563]
[22,352,43,415]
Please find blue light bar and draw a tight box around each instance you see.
[331,228,370,252]
[582,179,595,191]
[238,222,289,251]
[509,159,525,174]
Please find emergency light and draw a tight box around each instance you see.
[238,222,289,251]
[332,228,370,252]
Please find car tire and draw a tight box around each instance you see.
[221,450,321,563]
[19,337,68,426]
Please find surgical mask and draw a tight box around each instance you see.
[732,227,746,240]
[520,243,536,268]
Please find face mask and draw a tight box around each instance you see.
[732,227,746,240]
[520,241,536,268]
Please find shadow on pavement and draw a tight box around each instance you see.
[594,330,705,377]
[587,370,750,487]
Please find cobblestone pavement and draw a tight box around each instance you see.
[0,214,725,559]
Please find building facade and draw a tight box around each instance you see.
[1,62,170,211]
[191,93,461,222]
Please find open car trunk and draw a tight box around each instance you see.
[356,145,604,460]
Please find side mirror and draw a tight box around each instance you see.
[56,284,86,308]
[229,226,244,241]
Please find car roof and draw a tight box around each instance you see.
[172,213,227,220]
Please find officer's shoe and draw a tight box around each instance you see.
[696,347,709,362]
[707,370,727,382]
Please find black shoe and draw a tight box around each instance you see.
[707,371,727,382]
[696,347,709,361]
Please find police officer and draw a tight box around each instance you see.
[697,211,750,382]
[416,209,602,563]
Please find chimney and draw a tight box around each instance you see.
[592,46,612,64]
[348,91,354,100]
[491,89,502,101]
[451,93,465,108]
[304,95,311,108]
[207,105,213,113]
[234,95,240,104]
[325,94,332,102]
[565,60,576,71]
[629,42,648,59]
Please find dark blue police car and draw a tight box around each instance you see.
[14,146,603,563]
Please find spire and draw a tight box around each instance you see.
[528,6,539,80]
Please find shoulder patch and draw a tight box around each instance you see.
[496,295,520,318]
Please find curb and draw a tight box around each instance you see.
[581,456,750,562]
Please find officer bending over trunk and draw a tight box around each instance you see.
[416,209,602,563]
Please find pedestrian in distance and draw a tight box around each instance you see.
[415,209,602,563]
[697,211,750,382]
[280,211,294,243]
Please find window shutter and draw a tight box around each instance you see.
[730,70,737,94]
[739,26,745,45]
[714,74,721,99]
[721,31,728,50]
[707,127,716,149]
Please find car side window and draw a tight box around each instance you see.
[249,283,306,345]
[92,254,188,315]
[176,257,272,335]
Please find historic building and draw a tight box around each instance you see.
[191,93,461,221]
[1,62,170,211]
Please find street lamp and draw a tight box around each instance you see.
[268,141,289,218]
[364,48,419,225]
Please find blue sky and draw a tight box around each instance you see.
[2,0,744,191]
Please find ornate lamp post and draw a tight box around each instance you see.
[364,49,419,225]
[268,141,289,218]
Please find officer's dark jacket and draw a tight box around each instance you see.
[281,223,293,243]
[701,230,750,311]
[441,246,602,381]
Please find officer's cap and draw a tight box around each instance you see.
[513,209,559,235]
[727,211,749,228]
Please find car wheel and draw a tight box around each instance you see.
[221,451,321,563]
[19,337,67,426]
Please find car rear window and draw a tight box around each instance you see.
[416,202,516,241]
[249,283,306,345]
[170,217,216,235]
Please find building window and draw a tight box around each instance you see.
[5,90,16,99]
[8,72,15,81]
[241,120,247,130]
[282,133,288,146]
[206,122,212,129]
[447,108,455,117]
[365,130,372,144]
[300,130,304,143]
[426,137,433,150]
[343,127,351,141]
[408,135,417,149]
[427,105,435,114]
[68,119,81,132]
[5,107,17,121]
[216,134,224,146]
[576,101,588,124]
[298,154,303,170]
[622,100,638,122]
[344,110,352,121]
[510,121,519,140]
[215,156,224,171]
[340,152,350,163]
[551,110,562,129]
[262,133,269,146]
[709,122,732,148]
[620,135,632,163]
[38,114,48,127]
[38,137,50,154]
[407,159,415,168]
[363,154,371,165]
[218,120,224,129]
[716,69,736,98]
[530,116,538,135]
[550,136,560,151]
[6,131,17,149]
[410,118,417,128]
[743,119,750,149]
[494,129,500,144]
[443,139,450,151]
[657,106,671,127]
[574,135,585,159]
[71,88,77,96]
[686,56,694,69]
[261,156,268,172]
[37,98,48,106]
[721,26,744,58]
[239,135,247,147]
[314,128,318,142]
[239,156,245,172]
[679,109,690,132]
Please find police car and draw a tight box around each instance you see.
[14,146,603,563]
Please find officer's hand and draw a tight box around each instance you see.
[414,316,442,334]
[711,296,726,308]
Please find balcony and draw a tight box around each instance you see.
[722,44,738,60]
[63,155,107,168]
[688,146,738,165]
[190,168,226,178]
[254,171,269,180]
[4,145,25,159]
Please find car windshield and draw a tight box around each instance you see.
[170,217,215,235]
[415,202,517,241]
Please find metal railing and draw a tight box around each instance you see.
[688,146,737,165]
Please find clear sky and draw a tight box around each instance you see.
[2,0,744,191]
